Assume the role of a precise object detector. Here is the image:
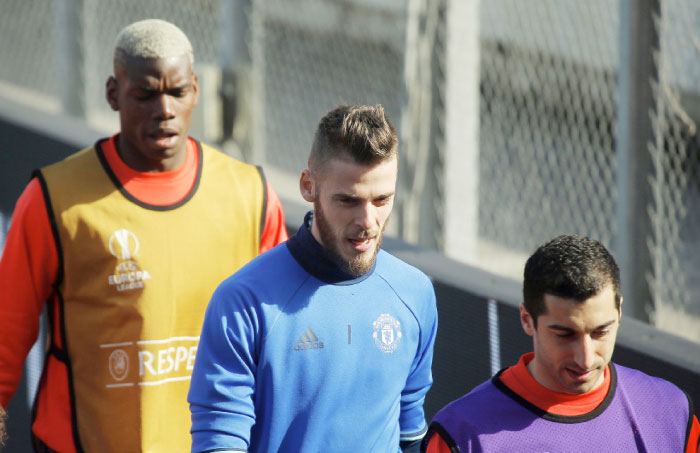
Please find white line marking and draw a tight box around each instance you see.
[136,336,199,345]
[138,375,192,386]
[100,341,133,348]
[487,299,501,376]
[106,383,134,388]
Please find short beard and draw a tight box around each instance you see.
[313,199,385,277]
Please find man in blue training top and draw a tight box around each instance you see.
[189,104,438,452]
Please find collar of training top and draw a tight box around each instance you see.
[286,211,376,285]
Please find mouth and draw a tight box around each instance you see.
[565,367,596,382]
[348,235,376,253]
[148,129,179,148]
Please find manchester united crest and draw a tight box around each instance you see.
[372,313,402,353]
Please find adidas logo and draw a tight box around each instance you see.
[293,328,324,351]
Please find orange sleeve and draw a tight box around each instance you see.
[688,414,700,453]
[424,431,455,453]
[0,178,59,408]
[259,182,288,253]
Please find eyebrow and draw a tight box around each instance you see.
[331,191,395,200]
[547,319,617,333]
[132,81,193,91]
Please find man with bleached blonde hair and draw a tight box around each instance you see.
[0,19,287,452]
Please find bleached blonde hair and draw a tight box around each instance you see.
[113,19,194,69]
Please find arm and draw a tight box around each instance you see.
[400,437,423,453]
[188,278,261,452]
[0,404,6,447]
[400,285,438,448]
[421,429,458,453]
[688,414,699,453]
[259,182,288,253]
[0,178,58,407]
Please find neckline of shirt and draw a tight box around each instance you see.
[498,352,611,417]
[101,134,198,206]
[286,211,376,285]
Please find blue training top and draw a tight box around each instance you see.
[189,212,438,452]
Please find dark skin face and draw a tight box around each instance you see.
[106,54,199,172]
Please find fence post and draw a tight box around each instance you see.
[615,0,659,322]
[53,0,86,118]
[219,0,252,155]
[443,0,479,263]
[398,0,449,249]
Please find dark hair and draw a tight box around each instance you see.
[523,234,621,327]
[309,104,397,170]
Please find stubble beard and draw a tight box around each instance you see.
[313,200,386,277]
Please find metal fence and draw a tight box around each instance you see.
[0,0,698,343]
[0,1,57,96]
[650,0,700,340]
[478,2,619,252]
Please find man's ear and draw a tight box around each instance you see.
[618,296,623,321]
[520,304,536,337]
[106,76,119,111]
[192,72,200,106]
[300,169,315,202]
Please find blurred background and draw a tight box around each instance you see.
[1,0,699,450]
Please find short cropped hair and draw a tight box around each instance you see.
[309,104,397,170]
[113,19,194,70]
[523,234,622,326]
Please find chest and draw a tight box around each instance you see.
[258,282,421,379]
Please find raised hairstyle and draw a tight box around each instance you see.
[309,104,397,170]
[523,234,621,326]
[113,19,194,70]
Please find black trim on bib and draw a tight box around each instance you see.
[683,389,695,449]
[422,422,460,453]
[32,172,68,363]
[31,323,53,453]
[257,165,268,247]
[56,290,85,453]
[94,137,204,211]
[32,170,86,452]
[32,171,65,286]
[491,363,618,424]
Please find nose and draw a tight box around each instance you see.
[154,94,175,120]
[356,203,377,231]
[573,336,596,370]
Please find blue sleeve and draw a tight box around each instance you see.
[188,278,260,453]
[399,281,438,441]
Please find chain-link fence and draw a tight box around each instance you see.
[476,0,700,341]
[248,0,406,174]
[650,0,700,338]
[478,1,618,252]
[0,0,698,343]
[0,0,220,118]
[0,1,56,96]
[83,0,221,117]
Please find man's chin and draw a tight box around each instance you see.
[561,376,601,395]
[346,250,378,276]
